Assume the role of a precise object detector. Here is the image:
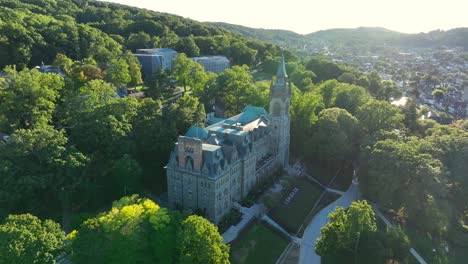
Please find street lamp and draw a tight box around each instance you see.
[354,231,361,264]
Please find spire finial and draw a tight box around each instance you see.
[275,53,288,85]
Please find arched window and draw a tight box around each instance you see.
[272,102,281,116]
[185,156,194,170]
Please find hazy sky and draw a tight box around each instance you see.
[103,0,467,34]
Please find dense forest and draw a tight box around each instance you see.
[0,0,289,70]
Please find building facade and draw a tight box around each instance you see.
[136,48,178,77]
[135,54,164,79]
[192,56,230,74]
[166,57,291,224]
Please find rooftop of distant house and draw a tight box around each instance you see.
[193,56,229,62]
[136,48,177,54]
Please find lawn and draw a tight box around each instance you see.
[296,191,340,236]
[305,160,352,191]
[229,223,289,264]
[268,177,324,233]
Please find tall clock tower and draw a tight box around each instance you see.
[269,55,291,168]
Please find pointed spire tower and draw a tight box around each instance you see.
[275,54,288,86]
[269,54,291,168]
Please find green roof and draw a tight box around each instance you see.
[185,126,207,140]
[236,106,268,124]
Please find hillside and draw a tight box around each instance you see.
[208,22,308,49]
[306,27,404,46]
[207,22,468,52]
[0,0,284,69]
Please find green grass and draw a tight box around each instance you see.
[268,177,323,233]
[229,223,289,264]
[305,161,352,191]
[296,191,340,236]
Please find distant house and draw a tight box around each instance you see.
[34,64,66,77]
[192,56,230,74]
[135,48,178,78]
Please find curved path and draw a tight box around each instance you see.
[299,181,361,264]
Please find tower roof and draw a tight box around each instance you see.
[275,54,288,86]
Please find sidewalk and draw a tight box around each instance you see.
[222,203,265,244]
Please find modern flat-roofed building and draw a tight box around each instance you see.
[136,48,178,72]
[166,57,290,224]
[135,54,164,79]
[193,56,230,74]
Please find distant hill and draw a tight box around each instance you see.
[305,27,404,46]
[207,22,468,52]
[0,0,285,69]
[208,22,308,49]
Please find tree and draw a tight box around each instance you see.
[338,72,357,84]
[382,227,410,263]
[53,53,73,76]
[111,155,143,197]
[59,79,118,126]
[290,91,324,158]
[333,83,371,115]
[68,195,164,264]
[359,137,449,235]
[216,65,255,116]
[432,88,446,102]
[356,100,404,135]
[380,80,402,101]
[0,214,65,264]
[179,215,230,264]
[0,126,88,218]
[311,108,360,165]
[105,58,131,87]
[70,98,139,159]
[229,41,257,66]
[126,31,151,51]
[71,63,104,85]
[124,51,143,86]
[177,37,200,57]
[187,62,209,97]
[169,94,205,134]
[68,195,228,264]
[145,69,173,99]
[133,99,177,192]
[315,201,378,262]
[173,53,195,92]
[0,67,64,132]
[306,56,344,82]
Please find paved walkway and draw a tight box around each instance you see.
[262,214,302,244]
[222,203,264,244]
[371,203,428,264]
[299,182,361,264]
[325,187,345,195]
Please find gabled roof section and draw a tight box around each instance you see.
[229,106,268,125]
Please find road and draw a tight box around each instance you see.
[298,181,361,264]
